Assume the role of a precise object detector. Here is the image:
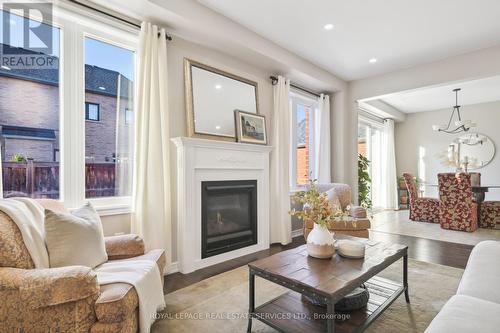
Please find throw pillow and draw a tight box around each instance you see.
[44,203,108,268]
[325,188,343,214]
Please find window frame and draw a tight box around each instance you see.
[0,3,139,215]
[289,90,318,190]
[85,102,100,121]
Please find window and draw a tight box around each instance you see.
[85,103,100,121]
[0,10,61,199]
[290,91,318,188]
[84,37,135,199]
[125,108,133,125]
[358,117,384,209]
[0,3,138,211]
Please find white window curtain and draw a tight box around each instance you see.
[132,22,171,263]
[314,94,331,183]
[372,119,398,209]
[270,75,292,245]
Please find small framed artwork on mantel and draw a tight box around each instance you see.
[234,110,268,145]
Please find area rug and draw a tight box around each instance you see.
[152,259,463,333]
[371,210,500,245]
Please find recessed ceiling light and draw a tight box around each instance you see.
[215,84,222,90]
[323,23,334,30]
[98,86,106,90]
[1,65,11,70]
[369,58,378,64]
[215,125,221,130]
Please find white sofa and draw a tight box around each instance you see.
[425,240,500,332]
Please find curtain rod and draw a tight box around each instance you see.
[270,76,322,98]
[68,0,172,40]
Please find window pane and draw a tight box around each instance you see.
[296,104,310,185]
[358,123,367,156]
[125,108,133,125]
[84,37,134,198]
[86,103,99,120]
[0,10,61,199]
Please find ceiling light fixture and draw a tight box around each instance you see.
[98,86,106,90]
[1,65,11,70]
[369,58,378,64]
[323,23,334,30]
[215,84,222,90]
[432,88,476,134]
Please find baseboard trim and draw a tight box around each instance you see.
[292,228,304,239]
[166,261,179,275]
[166,231,303,275]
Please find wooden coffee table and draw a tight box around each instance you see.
[247,236,409,333]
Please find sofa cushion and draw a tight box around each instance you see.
[457,240,500,304]
[425,295,500,333]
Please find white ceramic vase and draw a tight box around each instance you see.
[306,223,335,259]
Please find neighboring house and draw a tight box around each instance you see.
[0,45,133,164]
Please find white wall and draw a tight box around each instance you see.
[348,45,500,203]
[395,100,500,200]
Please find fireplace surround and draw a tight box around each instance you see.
[172,137,272,273]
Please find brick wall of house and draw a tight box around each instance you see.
[297,109,310,185]
[3,138,55,162]
[84,93,133,163]
[0,76,130,163]
[0,76,59,161]
[84,92,118,162]
[358,142,367,157]
[0,76,60,130]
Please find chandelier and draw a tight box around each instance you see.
[432,88,476,133]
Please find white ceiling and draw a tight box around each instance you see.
[198,0,500,81]
[379,75,500,113]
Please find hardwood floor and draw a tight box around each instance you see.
[164,231,473,294]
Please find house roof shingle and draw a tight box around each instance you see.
[0,44,133,98]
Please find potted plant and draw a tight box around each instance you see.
[398,176,407,189]
[358,154,372,209]
[290,180,337,259]
[10,153,27,163]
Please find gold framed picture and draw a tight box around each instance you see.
[234,110,267,145]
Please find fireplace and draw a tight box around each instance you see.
[201,180,257,258]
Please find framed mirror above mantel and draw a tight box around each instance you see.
[184,58,259,141]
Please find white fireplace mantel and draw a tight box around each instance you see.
[171,137,273,273]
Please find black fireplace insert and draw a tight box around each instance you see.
[201,180,257,258]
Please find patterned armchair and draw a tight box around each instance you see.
[438,173,478,232]
[0,199,166,333]
[300,183,371,239]
[403,173,440,223]
[480,201,500,229]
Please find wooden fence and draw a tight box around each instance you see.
[2,161,118,198]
